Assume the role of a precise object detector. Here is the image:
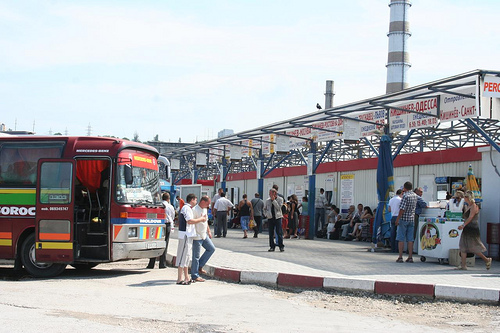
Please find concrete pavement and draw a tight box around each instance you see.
[166,227,500,303]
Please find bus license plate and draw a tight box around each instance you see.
[147,242,157,249]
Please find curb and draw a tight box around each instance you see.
[324,277,375,292]
[166,252,500,303]
[435,284,500,303]
[375,281,435,298]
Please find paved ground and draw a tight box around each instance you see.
[165,227,500,303]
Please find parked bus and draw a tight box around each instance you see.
[0,136,167,277]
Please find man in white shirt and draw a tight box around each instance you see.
[191,196,215,282]
[388,189,403,253]
[213,192,234,238]
[176,193,206,285]
[211,188,223,235]
[147,192,175,269]
[314,188,328,231]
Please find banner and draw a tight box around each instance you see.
[358,110,386,137]
[483,75,500,98]
[439,86,477,122]
[389,97,439,132]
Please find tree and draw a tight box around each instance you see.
[154,134,159,141]
[133,132,140,142]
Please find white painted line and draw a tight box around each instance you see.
[435,284,500,303]
[240,270,278,286]
[323,277,375,292]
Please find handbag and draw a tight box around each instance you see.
[249,219,256,229]
[185,223,197,238]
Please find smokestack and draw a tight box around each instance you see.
[386,0,411,94]
[324,80,334,109]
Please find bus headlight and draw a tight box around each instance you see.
[128,227,138,238]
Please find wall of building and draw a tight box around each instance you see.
[224,146,484,214]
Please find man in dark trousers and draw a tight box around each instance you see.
[147,192,175,269]
[263,188,285,252]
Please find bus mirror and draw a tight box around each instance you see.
[124,164,133,184]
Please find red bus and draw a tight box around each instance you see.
[0,136,167,277]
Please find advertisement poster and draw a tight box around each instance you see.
[340,174,354,214]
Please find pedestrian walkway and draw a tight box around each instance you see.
[167,228,500,303]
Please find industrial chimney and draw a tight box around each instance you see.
[324,80,334,109]
[385,0,411,94]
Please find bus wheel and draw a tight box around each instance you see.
[21,234,67,278]
[70,263,98,270]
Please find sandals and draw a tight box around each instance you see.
[405,258,414,263]
[396,258,404,263]
[192,277,206,282]
[455,266,468,270]
[176,280,190,285]
[486,258,492,270]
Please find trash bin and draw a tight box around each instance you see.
[487,223,500,260]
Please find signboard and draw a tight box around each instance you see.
[358,110,386,137]
[311,119,343,142]
[340,174,354,214]
[195,153,206,166]
[170,158,180,170]
[230,144,242,160]
[286,128,310,149]
[343,119,361,140]
[483,75,500,98]
[262,134,275,155]
[208,147,223,163]
[275,135,290,153]
[439,86,477,122]
[389,97,439,132]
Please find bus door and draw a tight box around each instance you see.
[35,159,76,263]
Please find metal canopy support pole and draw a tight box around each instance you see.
[193,167,199,184]
[170,171,177,205]
[392,129,415,161]
[221,147,227,192]
[263,151,295,177]
[465,118,500,153]
[257,149,264,199]
[308,141,317,239]
[314,141,334,172]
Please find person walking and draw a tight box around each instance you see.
[213,192,234,238]
[191,196,215,282]
[238,194,253,239]
[395,181,418,263]
[250,193,264,237]
[147,192,175,269]
[263,188,285,252]
[388,189,403,253]
[456,191,492,270]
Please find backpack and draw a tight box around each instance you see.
[281,203,288,215]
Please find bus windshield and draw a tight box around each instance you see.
[116,150,162,206]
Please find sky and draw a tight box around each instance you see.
[1,0,499,143]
